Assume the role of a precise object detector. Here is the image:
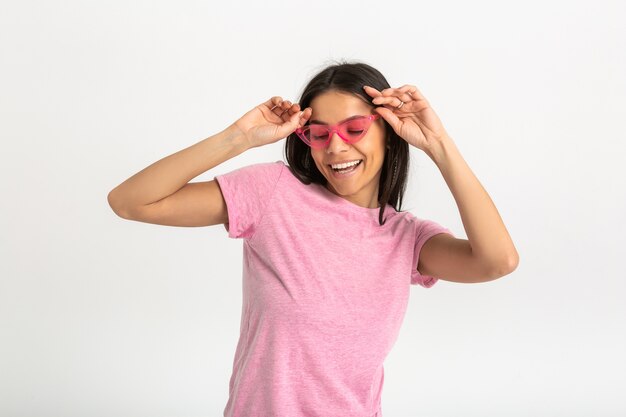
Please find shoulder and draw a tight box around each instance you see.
[395,212,455,243]
[246,159,285,172]
[218,160,285,178]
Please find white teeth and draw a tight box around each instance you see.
[331,160,361,169]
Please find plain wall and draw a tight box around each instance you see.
[1,0,624,416]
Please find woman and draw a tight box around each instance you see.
[108,61,519,417]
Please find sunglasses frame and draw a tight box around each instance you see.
[294,114,381,149]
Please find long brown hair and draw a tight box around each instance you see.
[284,60,410,226]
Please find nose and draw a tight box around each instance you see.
[325,131,350,154]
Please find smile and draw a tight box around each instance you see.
[329,159,363,178]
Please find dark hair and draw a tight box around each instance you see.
[284,59,410,226]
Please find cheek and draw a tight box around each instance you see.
[309,152,327,172]
[310,151,322,165]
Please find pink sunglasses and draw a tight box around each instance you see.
[294,114,381,149]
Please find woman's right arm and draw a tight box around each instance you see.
[107,96,311,227]
[107,123,249,226]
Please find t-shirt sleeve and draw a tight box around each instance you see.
[411,217,455,288]
[213,160,284,239]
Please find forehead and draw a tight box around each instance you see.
[309,90,372,124]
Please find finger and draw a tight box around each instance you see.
[279,100,292,113]
[281,102,300,122]
[302,107,313,125]
[267,97,292,112]
[267,96,283,110]
[290,106,311,128]
[288,102,301,115]
[280,106,298,122]
[286,109,301,126]
[398,84,426,102]
[396,85,419,102]
[278,108,308,137]
[272,99,290,117]
[381,85,422,103]
[363,85,382,97]
[378,87,410,104]
[380,87,402,97]
[374,106,401,131]
[299,107,312,125]
[295,107,310,127]
[372,95,405,109]
[282,101,297,119]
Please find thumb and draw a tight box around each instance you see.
[375,107,401,131]
[277,110,304,137]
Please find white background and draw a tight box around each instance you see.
[1,0,625,416]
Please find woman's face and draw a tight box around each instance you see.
[308,90,387,209]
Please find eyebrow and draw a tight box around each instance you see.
[309,115,366,125]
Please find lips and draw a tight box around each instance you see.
[329,159,363,178]
[327,159,363,168]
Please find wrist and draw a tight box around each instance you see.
[425,135,457,165]
[225,123,254,151]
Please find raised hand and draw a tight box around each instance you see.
[363,85,450,151]
[233,96,312,149]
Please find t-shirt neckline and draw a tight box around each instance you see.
[282,161,397,219]
[312,181,396,218]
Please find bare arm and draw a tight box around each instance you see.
[421,136,519,281]
[107,123,249,222]
[363,84,518,282]
[107,96,311,226]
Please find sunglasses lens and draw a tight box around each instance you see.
[301,117,373,149]
[307,125,329,144]
[340,118,371,141]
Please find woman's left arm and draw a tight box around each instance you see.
[364,84,519,283]
[425,135,519,279]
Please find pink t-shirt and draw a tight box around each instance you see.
[214,160,454,417]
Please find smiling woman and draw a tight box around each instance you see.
[285,63,411,227]
[108,59,518,417]
[305,90,387,209]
